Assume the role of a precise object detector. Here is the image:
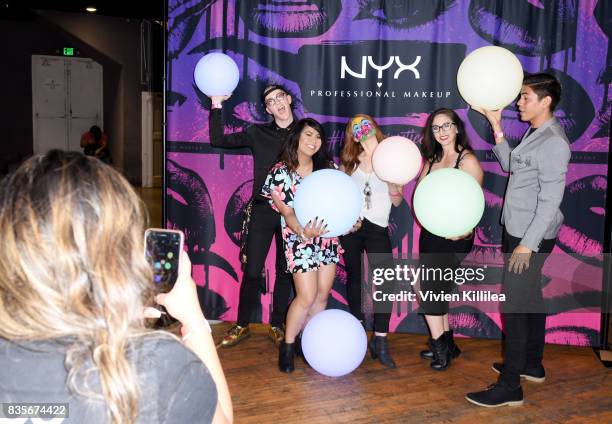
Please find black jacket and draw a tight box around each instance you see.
[209,108,296,200]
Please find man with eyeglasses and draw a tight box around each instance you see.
[209,85,296,348]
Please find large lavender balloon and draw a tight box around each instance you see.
[302,309,367,377]
[293,169,361,238]
[194,52,239,96]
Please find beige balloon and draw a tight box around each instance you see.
[457,46,524,110]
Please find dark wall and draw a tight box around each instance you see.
[0,17,110,173]
[0,11,143,184]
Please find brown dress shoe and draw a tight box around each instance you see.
[268,326,285,347]
[217,324,250,348]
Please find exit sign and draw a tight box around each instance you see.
[63,47,74,56]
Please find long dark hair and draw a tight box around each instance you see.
[421,108,472,163]
[278,118,334,172]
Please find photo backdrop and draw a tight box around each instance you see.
[166,0,611,346]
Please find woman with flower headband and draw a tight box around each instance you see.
[339,114,404,368]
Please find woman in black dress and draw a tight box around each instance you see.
[417,108,483,370]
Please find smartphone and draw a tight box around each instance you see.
[144,228,184,326]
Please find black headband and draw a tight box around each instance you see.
[262,84,288,104]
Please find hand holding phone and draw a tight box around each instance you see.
[144,228,184,326]
[145,228,184,291]
[156,250,207,330]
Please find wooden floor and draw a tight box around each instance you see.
[211,323,611,424]
[138,187,611,422]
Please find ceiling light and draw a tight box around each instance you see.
[85,7,97,13]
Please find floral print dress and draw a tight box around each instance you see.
[261,162,343,274]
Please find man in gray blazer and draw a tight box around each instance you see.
[466,73,571,407]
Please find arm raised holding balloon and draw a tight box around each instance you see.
[471,106,511,172]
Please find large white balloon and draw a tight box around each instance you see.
[193,52,240,96]
[457,46,523,110]
[372,136,422,185]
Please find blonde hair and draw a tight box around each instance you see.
[0,151,159,423]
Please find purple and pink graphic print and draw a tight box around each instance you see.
[167,0,610,346]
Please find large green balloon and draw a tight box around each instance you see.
[413,168,484,238]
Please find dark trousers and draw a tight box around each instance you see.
[340,219,392,333]
[418,228,474,316]
[237,200,292,328]
[500,230,555,388]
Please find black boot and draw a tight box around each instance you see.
[420,330,462,360]
[447,330,462,359]
[430,333,451,371]
[368,335,396,368]
[278,342,295,373]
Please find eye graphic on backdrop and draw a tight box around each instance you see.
[167,159,238,282]
[166,159,236,318]
[224,179,254,246]
[558,175,605,265]
[355,0,457,29]
[238,0,343,38]
[396,306,502,339]
[168,0,216,59]
[468,0,578,57]
[467,69,594,145]
[545,326,599,347]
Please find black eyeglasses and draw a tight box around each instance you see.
[264,91,287,107]
[432,122,455,133]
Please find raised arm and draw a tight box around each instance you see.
[208,96,254,149]
[472,106,511,172]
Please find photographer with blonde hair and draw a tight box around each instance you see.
[0,151,232,423]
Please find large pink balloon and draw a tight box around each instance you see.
[372,136,422,185]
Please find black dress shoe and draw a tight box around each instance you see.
[278,342,295,373]
[466,383,524,407]
[369,335,396,368]
[430,333,451,371]
[421,330,461,360]
[491,362,546,383]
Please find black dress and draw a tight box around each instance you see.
[418,150,475,316]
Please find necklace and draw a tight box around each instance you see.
[363,172,372,210]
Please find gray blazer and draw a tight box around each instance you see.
[492,117,571,252]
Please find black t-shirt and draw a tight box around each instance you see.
[209,108,296,200]
[0,336,217,423]
[524,127,537,140]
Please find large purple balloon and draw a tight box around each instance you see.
[302,309,367,377]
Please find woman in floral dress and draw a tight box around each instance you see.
[261,118,343,373]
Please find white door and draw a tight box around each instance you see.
[32,56,67,154]
[32,55,103,155]
[68,58,103,151]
